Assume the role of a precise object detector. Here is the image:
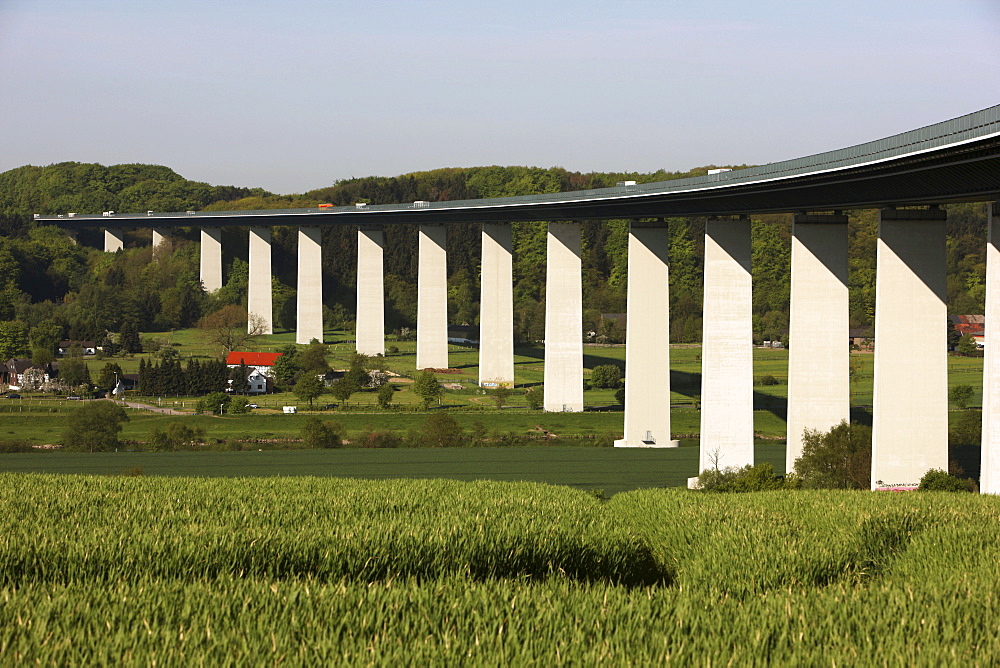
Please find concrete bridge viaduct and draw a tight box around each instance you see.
[40,105,1000,491]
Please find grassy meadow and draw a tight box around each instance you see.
[2,474,999,664]
[2,329,987,488]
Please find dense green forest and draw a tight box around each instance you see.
[0,161,990,361]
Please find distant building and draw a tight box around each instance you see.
[112,374,139,395]
[225,352,283,395]
[225,352,283,376]
[4,359,54,390]
[58,341,98,356]
[950,315,986,349]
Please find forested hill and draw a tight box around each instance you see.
[0,161,990,353]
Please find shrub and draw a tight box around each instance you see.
[949,385,974,410]
[758,374,779,386]
[488,385,511,409]
[419,412,464,448]
[149,423,205,451]
[524,386,543,410]
[0,439,35,453]
[695,463,793,493]
[918,468,974,492]
[949,410,981,446]
[794,420,872,489]
[614,387,625,406]
[359,430,403,448]
[301,417,342,449]
[376,383,395,409]
[590,365,623,389]
[197,392,231,415]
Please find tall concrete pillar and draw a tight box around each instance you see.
[786,213,850,471]
[104,228,124,253]
[66,230,78,245]
[615,221,675,447]
[248,226,273,335]
[296,226,324,344]
[543,222,583,412]
[699,216,754,473]
[479,223,514,387]
[200,227,223,293]
[416,224,449,370]
[982,203,1000,494]
[871,207,948,488]
[356,226,385,356]
[152,228,170,254]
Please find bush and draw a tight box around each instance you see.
[419,412,464,448]
[794,420,871,489]
[590,365,623,389]
[376,383,395,409]
[758,374,780,386]
[358,430,403,448]
[301,417,343,449]
[148,423,205,451]
[949,410,981,446]
[0,439,35,453]
[695,463,795,493]
[949,385,974,410]
[614,387,625,406]
[918,468,974,492]
[197,392,231,415]
[488,385,511,409]
[524,386,543,410]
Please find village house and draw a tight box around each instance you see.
[57,341,98,356]
[225,351,283,394]
[950,315,986,349]
[4,358,55,391]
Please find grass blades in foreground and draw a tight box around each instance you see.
[2,475,1000,664]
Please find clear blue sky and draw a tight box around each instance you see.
[2,0,998,194]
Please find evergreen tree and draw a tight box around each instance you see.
[119,320,141,354]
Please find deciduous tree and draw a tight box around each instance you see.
[197,305,266,354]
[63,401,130,452]
[294,373,324,408]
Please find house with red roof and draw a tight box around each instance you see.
[225,352,283,394]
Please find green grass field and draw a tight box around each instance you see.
[7,333,987,474]
[0,444,788,495]
[3,474,1000,664]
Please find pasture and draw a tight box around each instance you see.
[2,474,998,664]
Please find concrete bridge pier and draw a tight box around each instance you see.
[152,228,170,256]
[982,202,1000,494]
[786,213,850,472]
[356,226,385,356]
[479,223,514,387]
[248,226,273,335]
[296,226,323,344]
[417,224,449,370]
[871,207,948,488]
[615,221,675,447]
[543,222,583,412]
[104,228,124,252]
[698,215,754,474]
[199,227,223,293]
